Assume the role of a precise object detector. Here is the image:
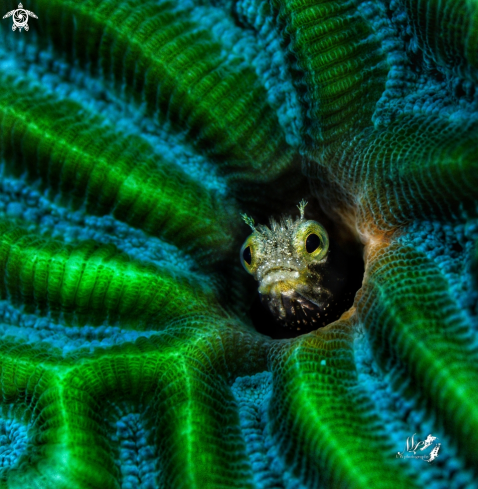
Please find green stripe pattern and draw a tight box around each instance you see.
[26,0,295,177]
[271,0,388,149]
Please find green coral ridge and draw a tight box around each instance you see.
[272,0,388,148]
[0,0,477,488]
[403,0,478,80]
[30,0,295,176]
[0,75,236,260]
[0,221,222,328]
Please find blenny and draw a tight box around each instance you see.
[241,201,357,331]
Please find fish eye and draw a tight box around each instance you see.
[243,246,252,265]
[306,233,321,253]
[240,235,260,275]
[294,220,329,262]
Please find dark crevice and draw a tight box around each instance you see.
[452,241,463,253]
[247,201,365,339]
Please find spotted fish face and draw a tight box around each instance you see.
[240,203,332,328]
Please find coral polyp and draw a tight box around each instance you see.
[0,0,477,488]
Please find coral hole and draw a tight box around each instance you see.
[248,202,364,339]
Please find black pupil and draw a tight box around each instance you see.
[243,246,252,265]
[306,234,321,253]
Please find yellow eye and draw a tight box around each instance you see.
[294,220,329,261]
[240,234,261,274]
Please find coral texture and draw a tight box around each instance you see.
[0,0,477,488]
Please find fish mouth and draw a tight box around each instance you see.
[259,279,332,328]
[258,268,331,327]
[265,266,296,271]
[260,267,300,285]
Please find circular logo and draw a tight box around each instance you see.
[13,9,28,29]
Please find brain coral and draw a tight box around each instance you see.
[0,0,477,488]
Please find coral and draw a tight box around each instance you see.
[0,0,477,488]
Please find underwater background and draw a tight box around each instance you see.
[0,0,477,487]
